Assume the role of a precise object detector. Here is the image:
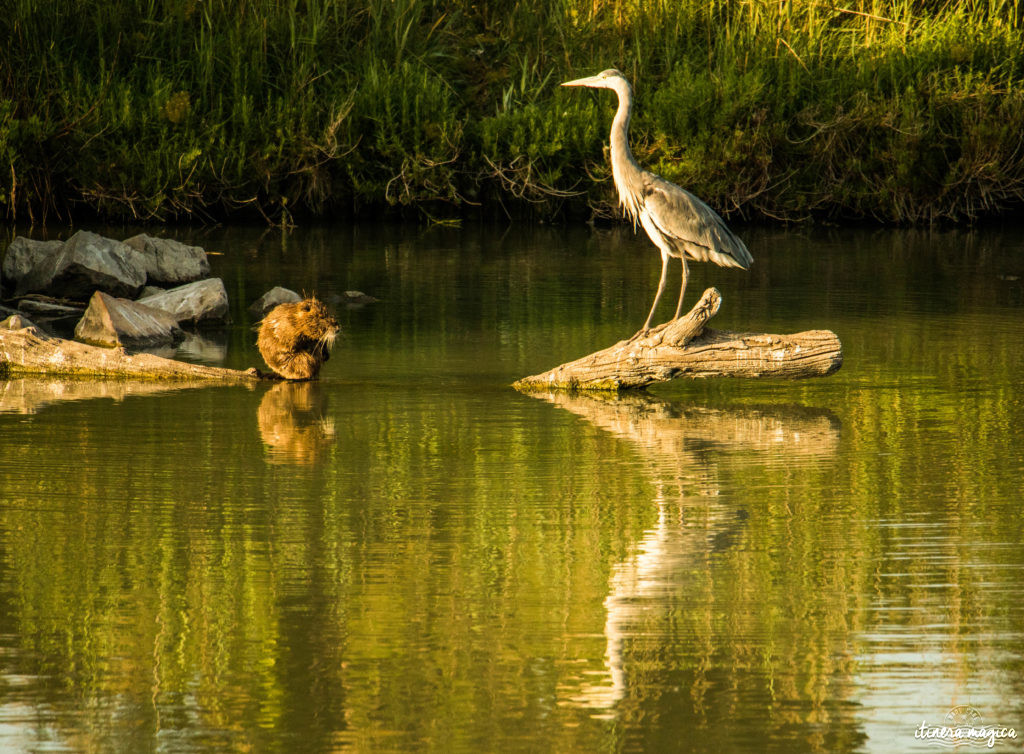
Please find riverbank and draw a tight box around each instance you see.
[3,0,1023,225]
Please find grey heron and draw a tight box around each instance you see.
[562,69,752,337]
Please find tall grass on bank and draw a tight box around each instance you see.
[1,0,1023,224]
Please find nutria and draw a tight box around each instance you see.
[256,296,339,380]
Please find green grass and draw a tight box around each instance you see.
[2,0,1023,224]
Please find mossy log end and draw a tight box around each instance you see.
[513,288,843,392]
[0,323,263,382]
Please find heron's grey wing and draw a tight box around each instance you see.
[641,174,753,269]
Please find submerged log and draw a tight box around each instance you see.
[513,288,842,392]
[0,319,261,382]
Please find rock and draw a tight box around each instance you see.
[3,231,146,300]
[343,290,378,304]
[137,278,229,326]
[2,237,65,297]
[74,291,184,348]
[1,303,24,321]
[1,313,37,331]
[123,234,211,285]
[248,286,301,318]
[341,290,378,308]
[138,285,165,300]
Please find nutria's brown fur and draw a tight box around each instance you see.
[257,297,339,380]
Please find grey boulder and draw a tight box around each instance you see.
[137,278,229,326]
[137,285,165,300]
[74,291,184,348]
[2,237,65,297]
[3,231,146,300]
[248,286,301,318]
[341,290,378,307]
[123,234,211,285]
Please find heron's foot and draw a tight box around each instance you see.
[626,327,650,343]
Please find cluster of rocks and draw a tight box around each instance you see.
[1,230,227,349]
[1,230,378,360]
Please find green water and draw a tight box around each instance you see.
[1,224,1023,753]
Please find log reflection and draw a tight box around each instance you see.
[538,391,839,464]
[0,376,206,414]
[526,392,841,716]
[256,381,335,466]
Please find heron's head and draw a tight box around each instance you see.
[561,69,629,91]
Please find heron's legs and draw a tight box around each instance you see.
[633,250,671,339]
[672,256,689,320]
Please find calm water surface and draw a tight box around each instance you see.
[1,223,1023,752]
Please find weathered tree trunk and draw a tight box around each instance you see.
[0,321,262,381]
[513,288,842,392]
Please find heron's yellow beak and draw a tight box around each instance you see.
[561,75,604,88]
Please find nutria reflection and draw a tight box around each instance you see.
[256,381,335,466]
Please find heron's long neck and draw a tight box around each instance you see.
[609,82,644,226]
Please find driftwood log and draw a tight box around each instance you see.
[514,288,842,392]
[0,320,261,382]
